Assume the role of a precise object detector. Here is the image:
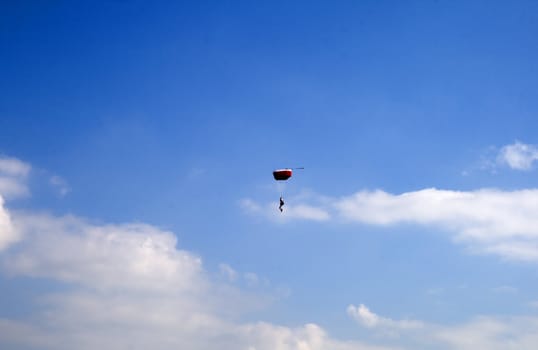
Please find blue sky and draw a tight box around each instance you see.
[2,1,538,349]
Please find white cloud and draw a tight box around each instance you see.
[4,213,205,293]
[497,141,538,170]
[0,315,396,350]
[349,304,538,350]
[0,209,398,350]
[0,195,18,251]
[0,156,31,177]
[347,304,423,333]
[0,156,31,250]
[0,178,30,199]
[0,156,31,199]
[245,187,538,262]
[335,188,538,261]
[433,316,538,350]
[465,141,538,174]
[235,322,395,350]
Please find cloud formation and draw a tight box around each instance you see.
[0,156,31,199]
[4,154,538,350]
[245,187,538,262]
[0,208,394,350]
[347,304,423,332]
[5,214,205,293]
[0,156,30,177]
[349,303,538,350]
[497,141,538,170]
[0,196,17,251]
[434,316,538,350]
[336,188,538,261]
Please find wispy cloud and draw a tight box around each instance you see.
[497,141,538,170]
[245,187,538,262]
[219,263,238,282]
[434,316,538,350]
[463,141,538,175]
[347,304,424,334]
[49,175,70,196]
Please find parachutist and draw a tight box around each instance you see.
[272,168,302,213]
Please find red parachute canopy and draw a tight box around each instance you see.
[273,169,293,181]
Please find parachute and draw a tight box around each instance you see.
[272,167,303,212]
[273,169,293,181]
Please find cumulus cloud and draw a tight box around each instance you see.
[0,156,31,199]
[0,210,397,350]
[4,214,205,293]
[497,141,538,170]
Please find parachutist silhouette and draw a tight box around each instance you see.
[272,168,303,213]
